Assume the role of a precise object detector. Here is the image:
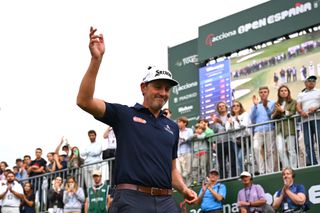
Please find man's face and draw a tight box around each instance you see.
[88,133,96,142]
[93,175,101,184]
[305,80,316,90]
[241,176,251,185]
[47,153,53,162]
[283,169,294,184]
[6,173,15,183]
[35,149,42,158]
[259,89,269,101]
[217,103,227,114]
[208,172,219,182]
[177,120,186,129]
[141,80,171,113]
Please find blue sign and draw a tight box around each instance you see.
[199,59,232,119]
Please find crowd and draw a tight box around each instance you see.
[0,128,117,213]
[175,74,320,185]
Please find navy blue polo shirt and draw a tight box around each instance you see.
[96,102,179,189]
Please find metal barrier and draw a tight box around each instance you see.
[189,112,320,182]
[20,158,114,213]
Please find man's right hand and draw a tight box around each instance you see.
[252,95,259,105]
[89,27,105,60]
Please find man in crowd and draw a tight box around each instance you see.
[85,170,110,213]
[81,130,103,188]
[77,27,196,212]
[195,169,226,213]
[237,171,269,213]
[0,171,24,213]
[273,167,308,212]
[176,116,193,186]
[211,102,237,178]
[296,75,320,166]
[250,86,277,174]
[102,125,117,187]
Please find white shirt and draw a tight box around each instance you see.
[103,128,117,150]
[81,141,103,165]
[0,181,23,207]
[297,88,320,121]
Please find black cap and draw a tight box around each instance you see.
[306,75,317,82]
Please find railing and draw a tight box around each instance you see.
[20,158,114,213]
[188,112,320,182]
[19,112,320,212]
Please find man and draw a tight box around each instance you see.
[102,125,117,187]
[250,86,276,174]
[176,116,193,186]
[0,171,24,213]
[296,75,320,166]
[15,158,28,181]
[237,171,268,213]
[273,167,307,212]
[77,27,197,212]
[163,108,172,119]
[211,102,237,178]
[81,130,103,188]
[85,170,109,213]
[27,148,47,211]
[195,169,226,213]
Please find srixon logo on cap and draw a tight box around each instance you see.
[155,69,172,78]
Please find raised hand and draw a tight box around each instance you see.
[252,95,259,105]
[89,27,105,60]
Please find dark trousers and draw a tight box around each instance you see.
[303,120,320,165]
[109,189,179,213]
[217,141,237,179]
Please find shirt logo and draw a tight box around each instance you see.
[133,116,147,124]
[164,125,173,135]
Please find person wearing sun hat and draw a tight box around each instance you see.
[77,27,197,212]
[237,171,271,213]
[297,74,320,166]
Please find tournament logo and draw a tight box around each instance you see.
[133,116,147,124]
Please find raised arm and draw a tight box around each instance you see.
[77,27,106,118]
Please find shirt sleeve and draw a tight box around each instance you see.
[255,184,266,200]
[219,184,227,199]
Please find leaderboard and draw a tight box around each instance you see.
[199,59,232,119]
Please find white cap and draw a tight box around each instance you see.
[240,171,252,178]
[92,170,102,176]
[59,151,68,156]
[142,66,179,86]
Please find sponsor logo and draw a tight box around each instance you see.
[132,116,146,124]
[155,70,172,78]
[204,2,313,46]
[173,92,198,103]
[164,125,173,135]
[172,81,198,95]
[175,55,198,67]
[178,105,194,114]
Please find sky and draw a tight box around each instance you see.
[0,0,268,167]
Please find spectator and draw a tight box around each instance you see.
[163,108,172,119]
[237,171,270,213]
[68,147,83,169]
[84,170,110,213]
[176,116,193,186]
[273,167,307,212]
[0,161,9,181]
[226,101,251,174]
[199,118,214,138]
[46,152,55,173]
[271,85,298,168]
[250,86,277,174]
[47,176,64,213]
[15,158,28,181]
[13,166,22,180]
[27,148,47,210]
[0,171,24,213]
[102,125,117,187]
[211,101,237,178]
[55,152,68,178]
[21,182,36,213]
[55,137,71,162]
[190,123,207,185]
[23,155,31,174]
[63,176,85,213]
[296,75,320,166]
[80,130,103,189]
[195,169,226,213]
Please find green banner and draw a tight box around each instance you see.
[174,166,320,212]
[198,0,320,61]
[168,39,200,126]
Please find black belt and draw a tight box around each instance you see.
[116,183,172,196]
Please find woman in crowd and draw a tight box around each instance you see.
[226,101,251,173]
[47,176,64,213]
[0,161,8,181]
[271,85,297,168]
[63,176,85,213]
[21,182,36,213]
[68,147,83,169]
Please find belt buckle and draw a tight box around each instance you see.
[150,187,160,196]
